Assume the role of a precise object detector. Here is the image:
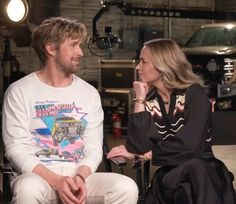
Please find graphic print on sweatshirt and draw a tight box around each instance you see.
[32,101,87,164]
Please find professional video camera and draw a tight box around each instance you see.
[94,26,120,49]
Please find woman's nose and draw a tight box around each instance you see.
[136,63,140,70]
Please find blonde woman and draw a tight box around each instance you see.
[108,38,235,204]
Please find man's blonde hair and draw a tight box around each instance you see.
[32,16,87,65]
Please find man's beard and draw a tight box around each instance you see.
[57,61,79,76]
[64,66,78,76]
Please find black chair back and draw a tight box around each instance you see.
[211,111,236,145]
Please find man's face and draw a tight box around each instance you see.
[54,38,84,75]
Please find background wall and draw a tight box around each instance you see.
[1,0,236,96]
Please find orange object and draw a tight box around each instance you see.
[111,113,122,138]
[210,97,216,112]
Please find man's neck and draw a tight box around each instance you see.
[36,67,73,88]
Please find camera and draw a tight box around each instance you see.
[94,26,120,49]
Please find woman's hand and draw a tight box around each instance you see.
[144,150,152,160]
[133,81,149,100]
[107,145,135,160]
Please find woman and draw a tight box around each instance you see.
[107,38,236,204]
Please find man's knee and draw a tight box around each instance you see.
[12,173,50,202]
[105,173,139,204]
[114,175,139,196]
[111,174,139,203]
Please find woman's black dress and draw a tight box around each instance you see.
[126,84,236,204]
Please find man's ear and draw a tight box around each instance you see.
[45,43,56,57]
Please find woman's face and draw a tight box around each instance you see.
[136,46,162,84]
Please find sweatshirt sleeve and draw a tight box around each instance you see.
[2,85,41,173]
[76,89,104,173]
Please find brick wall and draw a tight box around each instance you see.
[0,0,235,96]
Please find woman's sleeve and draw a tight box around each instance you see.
[125,111,161,154]
[152,84,211,166]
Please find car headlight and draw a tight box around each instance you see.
[223,58,235,82]
[206,59,218,72]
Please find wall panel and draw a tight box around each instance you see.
[0,0,235,96]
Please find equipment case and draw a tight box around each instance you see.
[98,60,137,89]
[99,88,134,134]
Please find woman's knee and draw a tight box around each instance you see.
[185,158,211,181]
[186,158,206,172]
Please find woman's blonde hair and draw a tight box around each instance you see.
[32,17,87,65]
[144,38,204,89]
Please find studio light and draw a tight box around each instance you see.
[6,0,29,23]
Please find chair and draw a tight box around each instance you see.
[134,160,150,203]
[102,134,127,174]
[211,111,236,145]
[0,159,12,203]
[103,134,148,203]
[210,111,236,194]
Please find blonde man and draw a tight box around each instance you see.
[2,17,138,204]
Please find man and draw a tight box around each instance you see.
[2,17,138,204]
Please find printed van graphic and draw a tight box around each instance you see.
[32,101,87,163]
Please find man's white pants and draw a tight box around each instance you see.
[10,165,139,204]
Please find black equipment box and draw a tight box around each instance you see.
[99,60,137,89]
[99,89,134,134]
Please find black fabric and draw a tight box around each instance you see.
[125,84,236,204]
[126,84,212,163]
[144,158,235,204]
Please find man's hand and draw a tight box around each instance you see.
[56,175,87,204]
[33,162,91,204]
